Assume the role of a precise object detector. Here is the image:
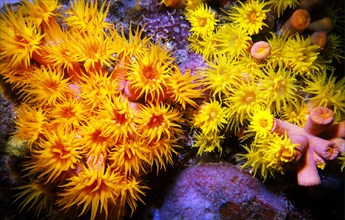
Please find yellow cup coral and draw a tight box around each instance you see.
[193,99,229,135]
[303,70,345,119]
[243,107,274,140]
[239,132,301,180]
[224,0,269,35]
[185,3,219,37]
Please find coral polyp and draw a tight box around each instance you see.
[258,64,301,113]
[280,100,310,127]
[47,99,88,131]
[193,131,224,156]
[185,3,219,37]
[0,5,44,68]
[65,0,111,33]
[21,0,61,27]
[146,136,180,171]
[68,29,117,73]
[109,138,151,176]
[78,72,121,111]
[136,102,184,142]
[304,70,345,119]
[14,179,54,218]
[212,24,252,58]
[127,40,174,102]
[75,118,111,157]
[225,82,265,131]
[21,66,72,107]
[225,0,270,35]
[13,104,47,146]
[201,55,245,97]
[165,68,203,109]
[116,176,148,216]
[282,34,321,75]
[96,95,137,142]
[267,0,299,18]
[243,107,274,140]
[193,99,229,135]
[266,32,288,68]
[24,128,84,183]
[57,165,121,220]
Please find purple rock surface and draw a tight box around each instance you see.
[155,163,299,220]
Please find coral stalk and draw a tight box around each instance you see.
[307,136,338,160]
[271,106,342,186]
[330,138,345,153]
[279,9,310,36]
[319,120,345,139]
[308,17,333,32]
[304,106,334,136]
[250,41,271,61]
[272,118,339,160]
[290,135,308,161]
[299,0,321,11]
[296,145,321,186]
[310,31,328,49]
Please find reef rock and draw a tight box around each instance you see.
[0,93,15,147]
[155,163,301,220]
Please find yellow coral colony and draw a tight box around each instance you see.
[185,0,344,180]
[0,0,203,219]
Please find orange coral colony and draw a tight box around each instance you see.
[0,0,203,219]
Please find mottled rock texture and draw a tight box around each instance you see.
[0,93,15,147]
[155,163,302,220]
